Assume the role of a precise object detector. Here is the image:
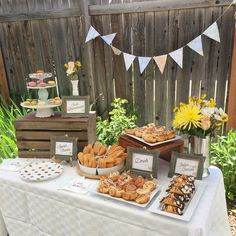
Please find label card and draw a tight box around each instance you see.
[50,136,78,164]
[62,96,89,117]
[168,152,205,180]
[175,158,199,177]
[126,147,159,178]
[66,100,85,114]
[55,142,73,156]
[132,153,153,172]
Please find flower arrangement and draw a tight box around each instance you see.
[64,60,82,80]
[173,95,228,138]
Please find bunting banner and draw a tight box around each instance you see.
[101,33,117,45]
[123,53,136,71]
[111,46,122,55]
[84,2,231,74]
[187,35,204,56]
[138,57,152,74]
[169,48,183,68]
[85,26,100,43]
[203,22,221,42]
[153,55,168,74]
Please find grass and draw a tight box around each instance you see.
[0,97,29,163]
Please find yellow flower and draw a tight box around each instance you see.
[64,63,68,68]
[221,114,228,122]
[173,104,203,131]
[179,102,186,108]
[76,61,81,67]
[208,98,216,107]
[201,94,207,99]
[173,107,179,113]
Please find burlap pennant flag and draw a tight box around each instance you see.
[111,46,122,55]
[153,54,167,74]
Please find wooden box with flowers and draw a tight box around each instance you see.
[173,94,228,177]
[14,112,96,158]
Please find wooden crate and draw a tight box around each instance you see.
[118,135,184,162]
[14,112,96,158]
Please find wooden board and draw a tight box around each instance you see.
[15,111,96,158]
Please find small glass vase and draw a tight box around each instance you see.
[71,80,79,96]
[191,136,211,178]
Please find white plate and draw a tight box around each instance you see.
[148,180,207,221]
[21,102,61,109]
[125,134,182,146]
[90,181,162,208]
[19,161,63,182]
[27,85,56,89]
[29,72,52,80]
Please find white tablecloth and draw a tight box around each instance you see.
[0,158,231,236]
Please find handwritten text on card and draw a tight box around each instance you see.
[67,100,85,113]
[55,142,73,156]
[132,153,153,172]
[175,158,199,177]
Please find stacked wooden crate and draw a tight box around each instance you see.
[14,112,96,158]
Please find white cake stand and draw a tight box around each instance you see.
[21,102,62,118]
[22,72,60,117]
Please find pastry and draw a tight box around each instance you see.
[161,205,183,215]
[98,145,107,155]
[54,100,61,105]
[134,176,145,188]
[31,100,37,106]
[23,101,30,106]
[28,81,37,87]
[136,188,151,195]
[94,141,103,154]
[48,81,56,86]
[143,181,156,191]
[135,194,150,204]
[142,134,156,143]
[39,82,47,87]
[125,128,136,135]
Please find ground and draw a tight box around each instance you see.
[228,201,236,235]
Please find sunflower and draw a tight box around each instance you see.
[173,103,203,131]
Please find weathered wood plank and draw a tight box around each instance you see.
[144,12,155,124]
[191,8,205,97]
[0,8,81,23]
[154,11,169,126]
[132,12,146,126]
[16,131,88,141]
[89,0,232,16]
[0,47,10,104]
[227,26,236,130]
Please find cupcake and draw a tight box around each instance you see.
[48,81,56,86]
[28,81,37,87]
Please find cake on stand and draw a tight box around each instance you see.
[21,72,61,118]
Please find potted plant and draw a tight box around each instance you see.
[64,60,82,96]
[173,94,228,177]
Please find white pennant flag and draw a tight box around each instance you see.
[101,33,117,45]
[169,48,183,68]
[203,22,220,42]
[138,57,152,74]
[111,46,122,55]
[85,26,100,43]
[153,54,167,74]
[187,35,204,56]
[123,53,136,71]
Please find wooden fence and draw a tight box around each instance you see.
[0,0,235,127]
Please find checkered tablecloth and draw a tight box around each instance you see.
[0,158,231,236]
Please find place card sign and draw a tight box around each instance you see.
[168,152,205,180]
[126,147,159,178]
[62,96,89,117]
[50,136,78,165]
